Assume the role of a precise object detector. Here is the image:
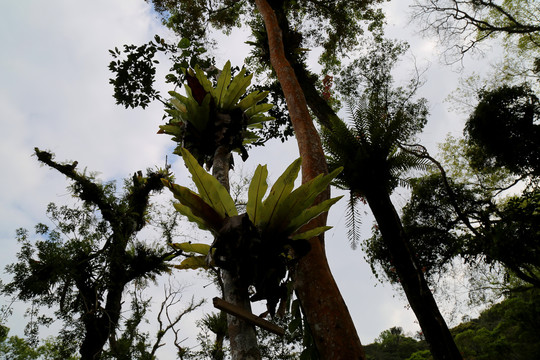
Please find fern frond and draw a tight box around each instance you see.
[349,99,372,145]
[321,115,359,169]
[346,191,363,249]
[388,151,432,189]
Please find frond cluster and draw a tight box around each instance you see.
[163,148,343,316]
[322,93,429,197]
[158,61,274,168]
[322,58,430,246]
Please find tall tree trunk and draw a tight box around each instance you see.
[79,283,126,360]
[254,1,365,359]
[80,316,109,360]
[212,145,261,360]
[364,186,463,360]
[292,62,338,130]
[285,42,463,360]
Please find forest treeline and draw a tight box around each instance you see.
[364,288,540,360]
[2,286,539,358]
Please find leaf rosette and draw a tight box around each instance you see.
[163,148,342,314]
[158,61,274,168]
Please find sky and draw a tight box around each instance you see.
[0,0,489,357]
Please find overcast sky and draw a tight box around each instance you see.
[0,0,489,357]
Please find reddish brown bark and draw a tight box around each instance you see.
[254,1,366,358]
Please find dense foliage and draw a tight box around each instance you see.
[361,288,540,360]
[147,0,387,70]
[368,134,540,292]
[1,150,179,359]
[465,84,540,176]
[323,39,429,247]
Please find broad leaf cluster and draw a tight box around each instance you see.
[159,61,274,167]
[163,148,342,315]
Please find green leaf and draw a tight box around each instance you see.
[178,38,190,49]
[245,103,274,118]
[158,124,183,137]
[164,109,187,123]
[169,90,189,104]
[172,202,210,231]
[170,242,210,255]
[180,148,238,218]
[182,87,211,132]
[242,130,260,143]
[259,158,302,231]
[247,122,264,129]
[163,179,224,231]
[287,196,343,233]
[237,90,269,111]
[215,61,232,108]
[242,138,260,145]
[288,167,343,213]
[168,184,224,231]
[173,256,208,270]
[290,226,333,240]
[194,65,216,98]
[247,114,275,126]
[222,68,252,110]
[266,167,343,233]
[246,165,268,225]
[163,252,181,261]
[170,97,187,112]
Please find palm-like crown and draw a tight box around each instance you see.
[162,148,342,315]
[158,61,274,168]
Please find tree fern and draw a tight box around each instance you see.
[321,39,430,244]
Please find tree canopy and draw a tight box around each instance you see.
[1,149,183,359]
[465,84,540,176]
[412,0,540,61]
[371,129,540,301]
[147,0,387,70]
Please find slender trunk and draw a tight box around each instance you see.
[212,145,261,360]
[80,316,109,360]
[79,291,124,360]
[213,333,226,360]
[284,29,462,359]
[221,272,261,360]
[80,235,129,360]
[254,1,365,358]
[364,187,463,360]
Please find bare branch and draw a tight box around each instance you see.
[149,281,205,358]
[411,0,540,61]
[398,142,481,237]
